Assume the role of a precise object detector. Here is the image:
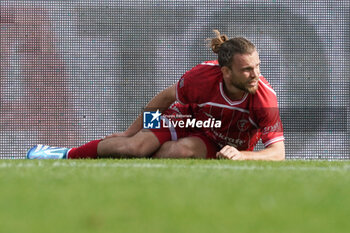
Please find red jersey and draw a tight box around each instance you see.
[175,60,284,151]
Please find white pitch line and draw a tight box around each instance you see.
[0,161,350,172]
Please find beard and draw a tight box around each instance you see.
[231,79,259,95]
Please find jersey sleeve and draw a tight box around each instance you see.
[176,74,190,105]
[175,62,219,105]
[258,106,284,147]
[253,81,285,147]
[176,69,200,105]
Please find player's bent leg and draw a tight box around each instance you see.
[153,136,207,159]
[27,130,161,159]
[97,129,161,158]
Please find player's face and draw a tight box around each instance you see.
[224,50,261,95]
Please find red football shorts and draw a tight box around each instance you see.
[149,104,219,159]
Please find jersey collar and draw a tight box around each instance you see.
[219,81,248,106]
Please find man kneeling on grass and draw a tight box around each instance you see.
[27,30,285,161]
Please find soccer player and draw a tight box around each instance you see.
[27,30,285,161]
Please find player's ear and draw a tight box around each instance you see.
[221,66,232,79]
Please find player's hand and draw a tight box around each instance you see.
[216,145,244,160]
[104,132,128,139]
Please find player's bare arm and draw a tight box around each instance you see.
[216,141,285,161]
[105,83,177,138]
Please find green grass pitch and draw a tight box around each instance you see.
[1,159,350,233]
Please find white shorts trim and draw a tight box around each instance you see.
[161,116,178,141]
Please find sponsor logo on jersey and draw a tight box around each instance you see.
[237,119,250,132]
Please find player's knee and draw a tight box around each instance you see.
[125,140,147,157]
[178,147,196,158]
[170,141,196,158]
[103,131,160,157]
[103,137,146,157]
[126,135,158,157]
